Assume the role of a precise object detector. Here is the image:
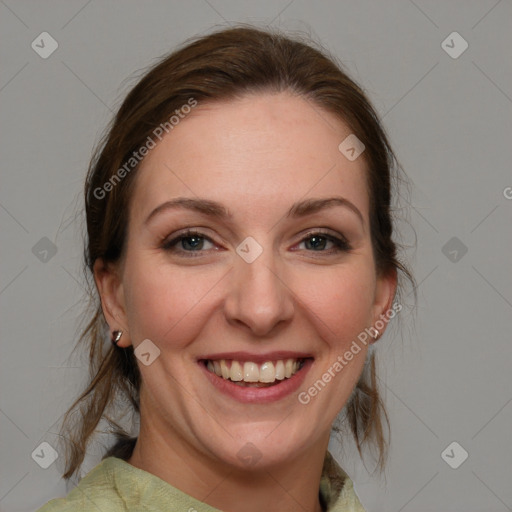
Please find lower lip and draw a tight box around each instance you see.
[199,359,313,404]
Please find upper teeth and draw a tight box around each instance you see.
[206,359,302,383]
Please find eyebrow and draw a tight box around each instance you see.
[287,197,364,225]
[144,196,364,226]
[145,197,230,225]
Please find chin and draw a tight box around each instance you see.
[200,419,325,471]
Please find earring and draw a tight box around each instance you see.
[111,330,123,346]
[373,329,380,341]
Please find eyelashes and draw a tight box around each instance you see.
[295,232,351,253]
[161,230,216,257]
[161,229,352,258]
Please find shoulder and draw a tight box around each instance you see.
[36,458,129,512]
[37,455,221,512]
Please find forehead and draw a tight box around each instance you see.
[131,92,369,225]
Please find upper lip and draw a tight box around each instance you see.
[198,351,314,363]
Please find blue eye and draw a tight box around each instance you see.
[298,233,351,253]
[163,231,215,254]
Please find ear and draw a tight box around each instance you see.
[370,267,398,344]
[93,258,131,347]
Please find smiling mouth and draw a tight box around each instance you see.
[201,358,310,388]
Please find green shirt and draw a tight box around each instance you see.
[37,451,365,511]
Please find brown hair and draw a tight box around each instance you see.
[60,25,414,479]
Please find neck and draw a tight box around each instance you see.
[128,415,330,512]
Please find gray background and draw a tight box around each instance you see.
[1,1,511,511]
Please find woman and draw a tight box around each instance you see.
[38,26,413,512]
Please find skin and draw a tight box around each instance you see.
[95,92,396,512]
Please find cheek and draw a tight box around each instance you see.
[122,256,223,348]
[291,264,376,343]
[291,266,374,424]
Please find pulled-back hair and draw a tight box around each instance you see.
[60,25,414,479]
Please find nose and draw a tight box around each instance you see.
[223,249,295,337]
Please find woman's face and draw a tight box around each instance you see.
[100,92,395,469]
